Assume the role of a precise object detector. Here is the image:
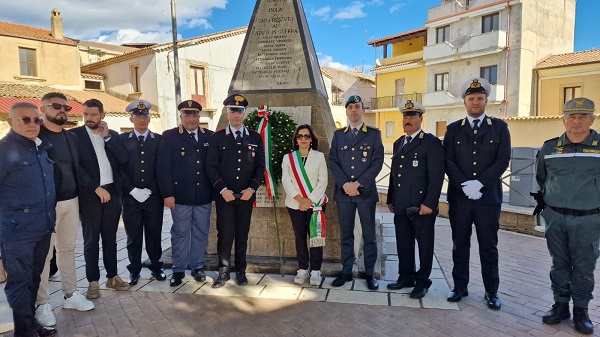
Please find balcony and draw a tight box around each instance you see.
[380,51,424,67]
[423,84,505,107]
[423,30,507,64]
[428,0,502,21]
[370,93,423,111]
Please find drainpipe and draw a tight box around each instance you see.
[503,3,511,118]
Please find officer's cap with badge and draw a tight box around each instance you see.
[178,100,202,114]
[126,99,151,116]
[460,77,491,99]
[345,95,363,108]
[563,97,595,115]
[223,94,248,113]
[400,100,426,116]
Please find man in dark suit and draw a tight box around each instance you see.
[444,78,511,310]
[386,100,444,299]
[206,94,265,288]
[329,95,384,290]
[120,100,166,286]
[157,100,214,287]
[71,98,130,298]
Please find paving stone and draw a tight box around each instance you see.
[258,274,296,287]
[320,277,353,290]
[297,288,328,302]
[194,284,264,298]
[389,293,421,308]
[326,289,388,306]
[258,285,302,300]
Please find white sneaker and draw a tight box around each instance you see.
[63,291,95,311]
[35,303,56,327]
[310,270,322,286]
[294,269,309,284]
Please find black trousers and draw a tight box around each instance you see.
[287,206,326,271]
[122,194,164,273]
[394,212,435,288]
[449,200,500,293]
[215,198,253,272]
[80,184,122,281]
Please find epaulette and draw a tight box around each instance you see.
[543,137,559,144]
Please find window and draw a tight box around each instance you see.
[19,47,37,76]
[130,65,140,93]
[480,65,498,84]
[89,50,103,63]
[564,86,582,103]
[84,80,102,90]
[482,13,500,33]
[385,122,394,138]
[435,73,449,91]
[190,65,207,107]
[436,25,450,43]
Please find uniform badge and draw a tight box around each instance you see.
[181,151,185,156]
[555,147,563,153]
[252,152,255,157]
[362,158,367,163]
[413,160,419,167]
[363,151,367,157]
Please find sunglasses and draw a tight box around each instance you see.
[45,103,73,112]
[228,106,245,113]
[15,116,44,126]
[295,134,312,140]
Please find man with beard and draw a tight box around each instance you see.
[444,78,511,310]
[71,99,130,299]
[34,92,94,328]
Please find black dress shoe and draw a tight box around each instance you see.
[573,306,594,335]
[542,302,570,325]
[151,268,167,281]
[447,288,468,302]
[236,272,248,285]
[128,272,140,286]
[331,273,353,287]
[191,268,206,282]
[212,272,230,288]
[484,292,501,310]
[170,272,184,287]
[387,279,415,290]
[410,285,428,299]
[38,325,58,337]
[365,275,379,290]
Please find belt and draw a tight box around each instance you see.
[549,206,600,216]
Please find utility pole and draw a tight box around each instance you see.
[171,0,181,107]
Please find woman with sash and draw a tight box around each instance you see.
[281,124,328,286]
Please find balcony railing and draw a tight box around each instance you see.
[370,93,423,110]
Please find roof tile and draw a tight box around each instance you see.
[536,49,600,69]
[0,21,77,45]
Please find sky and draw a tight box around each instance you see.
[1,0,599,74]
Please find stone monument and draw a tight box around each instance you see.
[209,0,344,270]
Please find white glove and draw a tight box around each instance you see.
[141,188,153,197]
[130,188,150,203]
[468,191,483,200]
[461,180,483,197]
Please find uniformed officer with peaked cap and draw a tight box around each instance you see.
[329,95,384,290]
[157,99,214,286]
[120,100,166,285]
[206,94,265,288]
[536,97,599,334]
[444,77,511,310]
[386,100,444,299]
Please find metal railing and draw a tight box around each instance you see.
[370,93,423,110]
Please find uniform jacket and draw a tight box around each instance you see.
[156,127,214,206]
[39,125,81,200]
[387,131,445,214]
[444,115,511,204]
[329,125,384,203]
[120,130,162,206]
[70,126,129,201]
[281,149,328,210]
[536,129,600,210]
[0,131,56,243]
[206,127,265,202]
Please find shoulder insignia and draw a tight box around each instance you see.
[343,126,349,133]
[593,140,598,146]
[178,125,183,134]
[487,118,492,125]
[461,119,466,126]
[419,132,424,139]
[150,132,155,139]
[199,127,205,134]
[557,140,563,146]
[362,124,368,132]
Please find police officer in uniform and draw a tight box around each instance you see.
[206,94,265,288]
[535,98,598,335]
[120,100,166,285]
[386,100,444,299]
[329,95,384,290]
[157,100,214,287]
[444,78,511,310]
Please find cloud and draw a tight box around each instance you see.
[318,54,372,74]
[0,0,227,43]
[390,3,407,13]
[333,2,367,20]
[311,6,331,21]
[96,29,179,45]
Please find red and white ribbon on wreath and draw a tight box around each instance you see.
[257,105,278,199]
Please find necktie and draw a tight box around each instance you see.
[403,135,412,148]
[138,135,144,143]
[190,132,196,142]
[235,130,242,142]
[473,119,480,134]
[352,128,358,138]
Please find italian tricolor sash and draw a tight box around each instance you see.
[288,150,327,247]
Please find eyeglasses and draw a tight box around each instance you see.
[15,116,44,126]
[45,103,72,112]
[228,106,245,113]
[295,134,312,140]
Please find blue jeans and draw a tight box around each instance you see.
[1,234,51,336]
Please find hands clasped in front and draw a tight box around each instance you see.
[130,188,152,203]
[461,180,483,200]
[343,181,361,197]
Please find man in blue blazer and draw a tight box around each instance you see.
[157,100,214,287]
[444,78,511,310]
[329,95,384,290]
